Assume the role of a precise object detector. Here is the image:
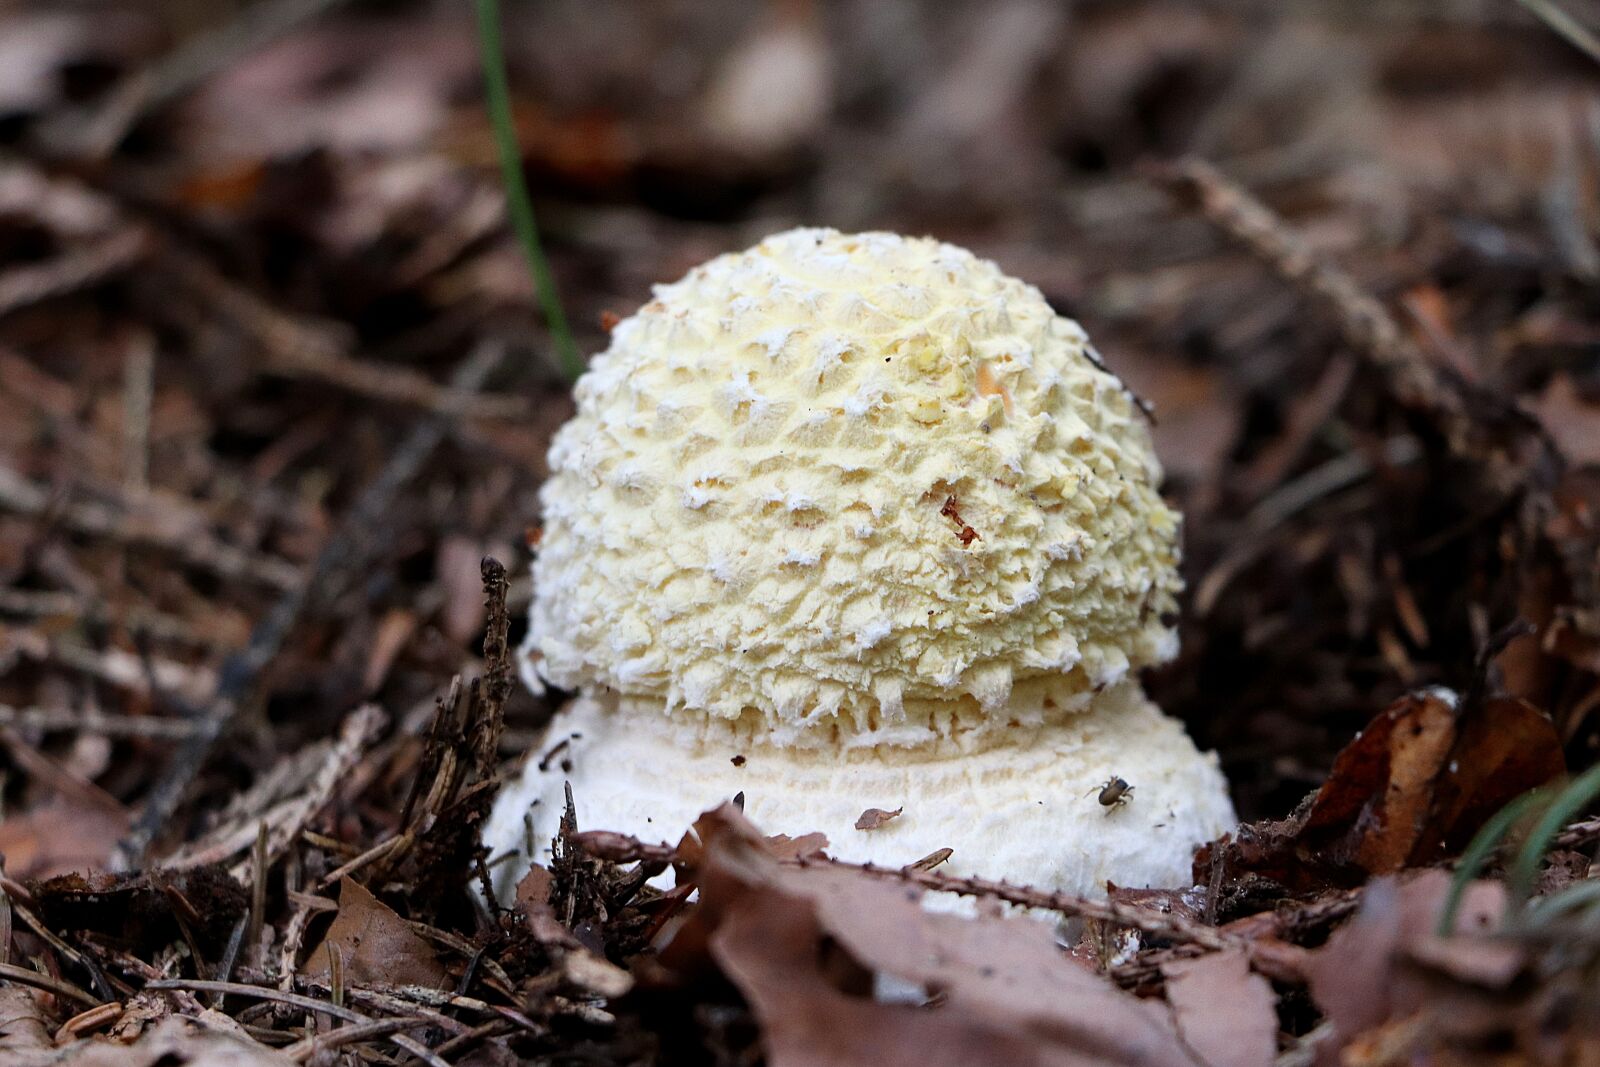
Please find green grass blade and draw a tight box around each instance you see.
[1508,762,1600,907]
[1521,878,1600,927]
[474,0,583,383]
[1437,788,1548,936]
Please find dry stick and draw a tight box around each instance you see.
[572,831,1234,952]
[0,870,10,968]
[145,979,452,1067]
[66,0,356,158]
[0,586,231,651]
[0,703,212,740]
[115,341,508,867]
[1159,159,1597,611]
[122,332,154,495]
[0,961,104,1008]
[1516,0,1600,64]
[1554,816,1600,850]
[0,464,301,592]
[1152,158,1509,472]
[7,898,132,1001]
[0,229,150,318]
[282,1016,437,1063]
[166,252,528,421]
[469,558,512,778]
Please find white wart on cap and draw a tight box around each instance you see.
[527,228,1181,742]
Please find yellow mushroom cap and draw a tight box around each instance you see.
[527,228,1181,741]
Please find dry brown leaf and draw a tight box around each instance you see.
[668,806,1203,1067]
[0,794,128,880]
[1197,691,1564,890]
[1162,949,1277,1067]
[0,986,52,1056]
[1304,871,1522,1063]
[34,1017,293,1067]
[853,807,903,831]
[302,878,450,990]
[1528,373,1600,468]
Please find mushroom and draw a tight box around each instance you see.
[484,228,1234,899]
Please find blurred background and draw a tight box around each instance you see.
[1,0,1598,875]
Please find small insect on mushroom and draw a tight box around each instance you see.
[1088,776,1134,810]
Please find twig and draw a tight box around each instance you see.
[0,229,150,319]
[1516,0,1600,64]
[0,464,300,591]
[1152,158,1540,479]
[0,583,232,652]
[0,703,212,741]
[147,978,364,1022]
[0,961,104,1008]
[1554,816,1600,850]
[150,977,467,1064]
[7,898,132,1001]
[166,252,527,420]
[282,1016,436,1062]
[65,0,356,158]
[0,727,126,814]
[474,0,583,381]
[1194,435,1424,615]
[312,833,412,892]
[122,331,154,495]
[117,343,506,867]
[32,641,216,705]
[469,557,512,778]
[572,830,1234,952]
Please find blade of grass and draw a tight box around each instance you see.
[474,0,583,382]
[1508,762,1600,907]
[1437,788,1548,936]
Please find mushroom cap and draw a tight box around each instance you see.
[482,681,1234,902]
[528,228,1181,737]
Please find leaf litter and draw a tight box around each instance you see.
[1,1,1600,1065]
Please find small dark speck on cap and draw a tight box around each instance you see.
[731,754,746,766]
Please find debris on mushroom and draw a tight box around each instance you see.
[484,228,1235,900]
[1090,775,1135,810]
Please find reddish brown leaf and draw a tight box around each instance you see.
[1411,696,1566,861]
[1197,691,1564,891]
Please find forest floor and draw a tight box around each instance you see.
[1,1,1600,1064]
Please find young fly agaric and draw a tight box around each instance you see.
[484,228,1234,898]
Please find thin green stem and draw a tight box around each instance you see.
[474,0,583,382]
